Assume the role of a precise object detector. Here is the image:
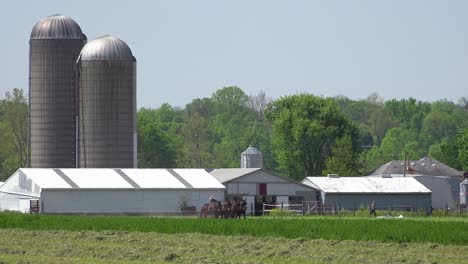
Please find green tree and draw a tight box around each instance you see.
[428,137,459,169]
[384,98,431,130]
[456,128,468,171]
[323,135,361,176]
[266,94,358,180]
[0,88,28,180]
[137,108,178,168]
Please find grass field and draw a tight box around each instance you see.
[0,229,467,264]
[0,213,466,245]
[0,213,467,263]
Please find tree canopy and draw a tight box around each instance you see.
[0,86,466,181]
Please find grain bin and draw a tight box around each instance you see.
[77,35,136,168]
[241,145,263,168]
[29,15,86,168]
[461,179,468,207]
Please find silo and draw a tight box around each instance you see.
[461,179,468,207]
[77,35,136,168]
[241,145,263,168]
[29,15,86,168]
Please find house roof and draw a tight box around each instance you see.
[302,177,431,194]
[209,168,319,191]
[0,168,225,197]
[209,168,261,183]
[368,157,462,177]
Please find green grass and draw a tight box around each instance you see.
[0,213,467,245]
[0,229,467,264]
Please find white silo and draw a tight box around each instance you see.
[240,145,263,168]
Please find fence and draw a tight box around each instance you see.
[302,201,337,215]
[262,203,303,215]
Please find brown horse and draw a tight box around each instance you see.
[221,200,233,218]
[200,201,222,218]
[232,199,247,219]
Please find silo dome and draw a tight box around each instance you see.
[241,145,263,168]
[30,14,85,40]
[79,35,134,61]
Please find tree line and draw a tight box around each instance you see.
[0,87,467,181]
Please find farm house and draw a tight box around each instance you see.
[0,168,224,214]
[302,176,432,213]
[368,157,464,209]
[209,168,318,215]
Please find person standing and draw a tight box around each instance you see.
[369,201,377,217]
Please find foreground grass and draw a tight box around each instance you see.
[0,213,467,245]
[0,229,467,264]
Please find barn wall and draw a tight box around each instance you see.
[41,189,224,214]
[414,176,458,209]
[323,193,431,212]
[226,182,316,197]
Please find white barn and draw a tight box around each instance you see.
[302,176,432,212]
[210,168,318,215]
[0,168,224,214]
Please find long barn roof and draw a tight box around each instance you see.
[0,168,224,198]
[302,177,431,194]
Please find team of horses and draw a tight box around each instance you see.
[200,199,247,219]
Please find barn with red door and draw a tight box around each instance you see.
[209,168,318,215]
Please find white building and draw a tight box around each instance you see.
[0,168,224,214]
[302,176,432,212]
[210,168,318,215]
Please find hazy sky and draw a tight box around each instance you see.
[2,1,467,108]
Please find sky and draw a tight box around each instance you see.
[1,0,468,108]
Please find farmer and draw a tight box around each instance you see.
[209,195,218,204]
[369,201,377,217]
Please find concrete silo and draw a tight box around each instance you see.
[29,15,86,168]
[241,145,263,168]
[77,35,136,168]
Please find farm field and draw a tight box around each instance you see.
[0,213,467,263]
[0,213,466,245]
[0,229,467,264]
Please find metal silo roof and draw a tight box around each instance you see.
[241,145,262,155]
[79,35,134,61]
[30,14,84,40]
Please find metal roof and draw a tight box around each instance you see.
[302,177,431,193]
[79,35,134,61]
[0,169,224,194]
[30,15,85,40]
[369,157,462,177]
[241,145,262,155]
[209,168,261,183]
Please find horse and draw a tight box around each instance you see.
[232,199,247,219]
[200,200,222,218]
[221,200,233,218]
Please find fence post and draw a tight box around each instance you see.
[250,203,253,216]
[281,202,284,216]
[388,205,390,216]
[353,203,355,217]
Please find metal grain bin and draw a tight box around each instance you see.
[461,179,468,207]
[77,35,136,168]
[241,145,263,168]
[29,15,86,168]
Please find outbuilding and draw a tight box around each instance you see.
[210,168,318,215]
[302,176,432,212]
[369,157,464,209]
[0,168,224,214]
